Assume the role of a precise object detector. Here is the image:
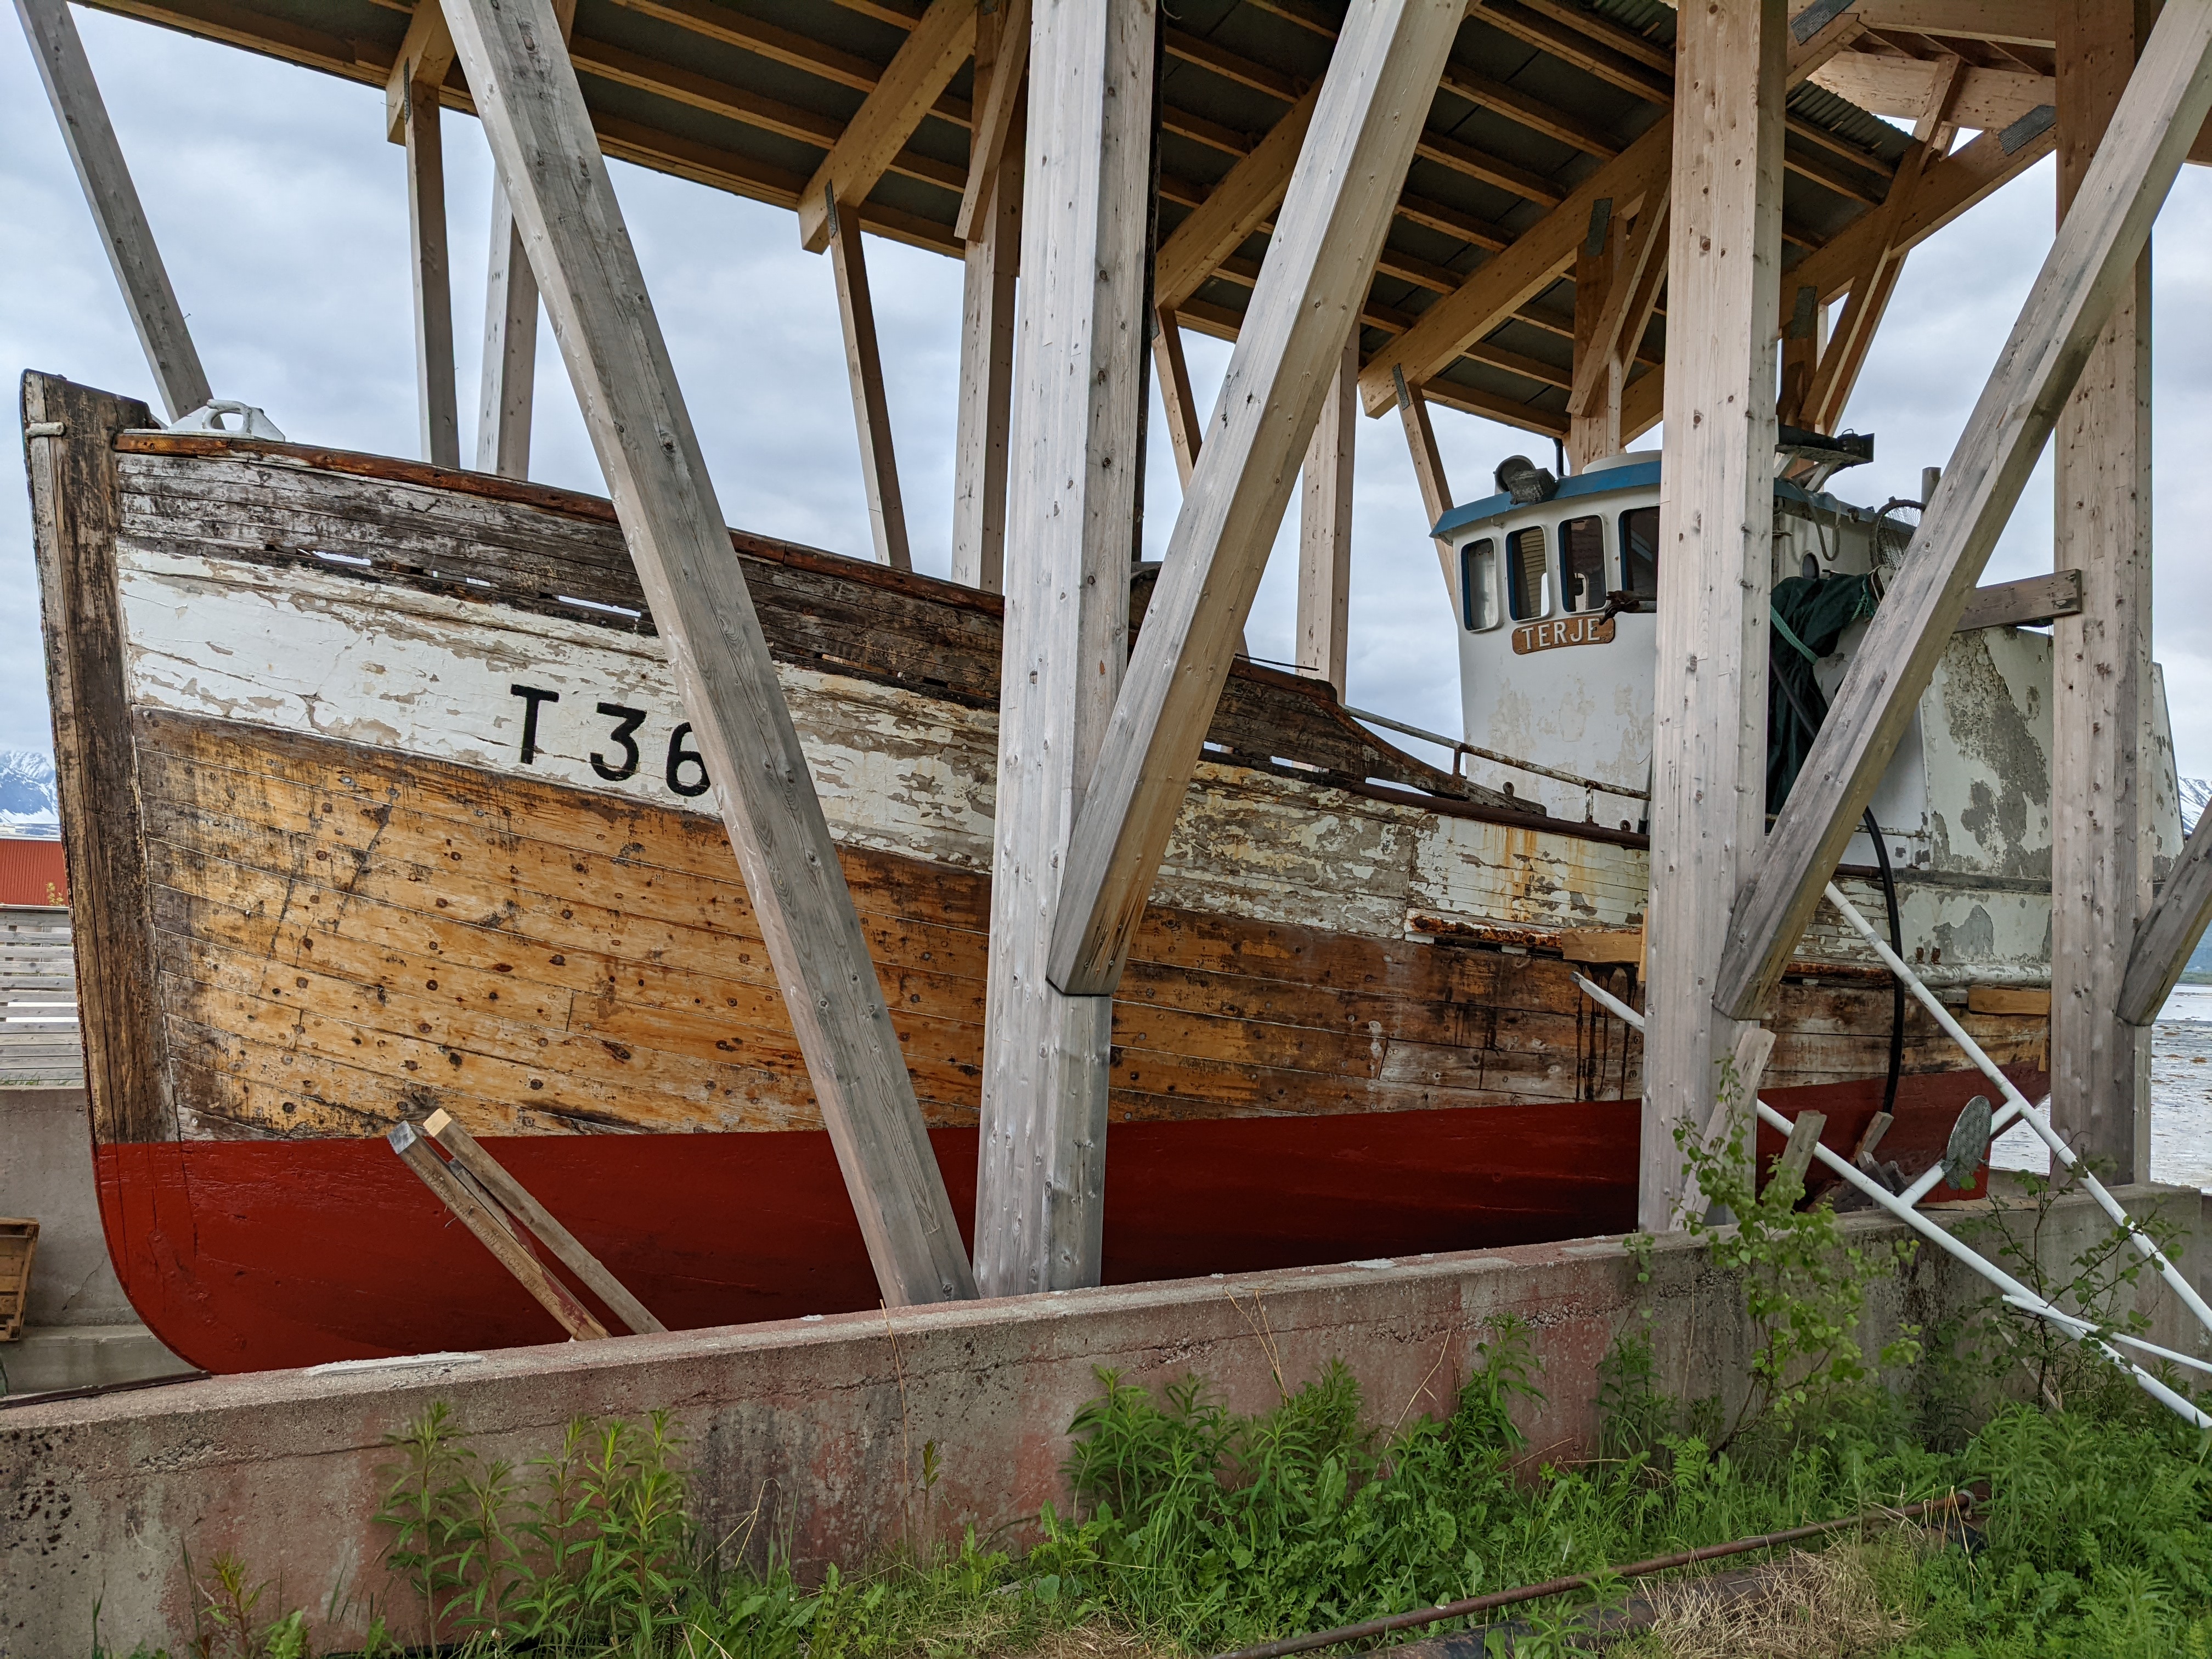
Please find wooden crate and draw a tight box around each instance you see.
[0,1220,38,1341]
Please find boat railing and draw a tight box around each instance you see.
[1341,704,1651,812]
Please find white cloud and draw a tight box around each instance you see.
[2,12,2205,794]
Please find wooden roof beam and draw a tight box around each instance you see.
[797,0,976,252]
[1358,117,1671,414]
[1812,50,2053,132]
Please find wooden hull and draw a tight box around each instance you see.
[27,378,2054,1374]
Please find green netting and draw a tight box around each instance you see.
[1767,572,1882,814]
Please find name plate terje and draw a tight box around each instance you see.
[1511,615,1615,654]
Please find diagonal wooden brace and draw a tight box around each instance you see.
[1047,0,1469,996]
[1714,0,2212,1025]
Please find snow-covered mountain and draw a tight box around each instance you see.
[2185,776,2209,838]
[0,751,59,834]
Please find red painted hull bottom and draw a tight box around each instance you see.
[100,1070,2024,1375]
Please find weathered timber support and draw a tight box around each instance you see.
[15,0,212,421]
[403,72,461,469]
[1296,331,1357,696]
[796,0,977,255]
[972,0,1154,1297]
[950,1,1022,592]
[438,0,975,1306]
[1152,307,1205,486]
[2052,0,2158,1180]
[2121,808,2212,1026]
[1716,0,2212,1026]
[827,194,914,571]
[1392,365,1456,597]
[1568,195,1618,471]
[475,182,538,478]
[1640,0,1785,1233]
[1048,0,1469,997]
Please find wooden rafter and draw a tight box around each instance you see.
[795,0,975,252]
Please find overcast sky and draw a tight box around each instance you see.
[3,8,2207,790]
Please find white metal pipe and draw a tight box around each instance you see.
[1571,972,2212,1428]
[2005,1296,2212,1379]
[1821,883,2212,1341]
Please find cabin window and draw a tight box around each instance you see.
[1505,526,1549,621]
[1620,506,1660,600]
[1560,515,1607,613]
[1460,538,1499,630]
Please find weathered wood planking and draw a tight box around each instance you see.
[2,906,82,1086]
[131,709,2044,1155]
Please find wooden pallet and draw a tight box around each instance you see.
[2,905,81,1086]
[0,1219,38,1341]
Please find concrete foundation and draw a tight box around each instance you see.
[3,1186,2205,1656]
[0,1087,185,1398]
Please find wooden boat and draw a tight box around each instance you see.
[29,375,2056,1374]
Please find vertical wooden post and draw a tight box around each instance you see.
[2051,0,2157,1181]
[973,0,1153,1297]
[1778,283,1820,427]
[475,181,538,478]
[1643,0,1785,1232]
[15,0,212,421]
[404,75,461,469]
[440,0,975,1306]
[1296,330,1356,694]
[827,193,914,571]
[1568,200,1620,471]
[950,8,1021,592]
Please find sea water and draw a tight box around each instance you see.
[1991,983,2212,1185]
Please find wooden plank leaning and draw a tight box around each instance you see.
[389,1122,611,1340]
[438,0,976,1306]
[1714,0,2212,1025]
[2119,810,2212,1028]
[422,1108,665,1334]
[1048,0,1470,996]
[14,0,212,421]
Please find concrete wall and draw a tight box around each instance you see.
[0,1087,184,1395]
[3,1185,2205,1657]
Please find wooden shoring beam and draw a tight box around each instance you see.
[1567,193,1667,453]
[388,1122,611,1340]
[1640,0,1786,1234]
[1714,0,2212,1032]
[797,0,976,253]
[950,8,1019,591]
[1567,194,1618,471]
[422,1108,666,1333]
[1047,0,1469,997]
[1802,138,1932,433]
[15,0,212,421]
[1359,117,1669,415]
[473,0,570,479]
[385,0,456,144]
[439,0,976,1307]
[2120,811,2212,1026]
[1155,81,1322,313]
[954,0,1026,239]
[1296,330,1357,695]
[403,72,462,470]
[828,190,915,571]
[1153,306,1205,486]
[972,0,1153,1298]
[2050,0,2158,1180]
[475,184,537,477]
[1394,363,1456,595]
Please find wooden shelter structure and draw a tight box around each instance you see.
[17,0,2212,1311]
